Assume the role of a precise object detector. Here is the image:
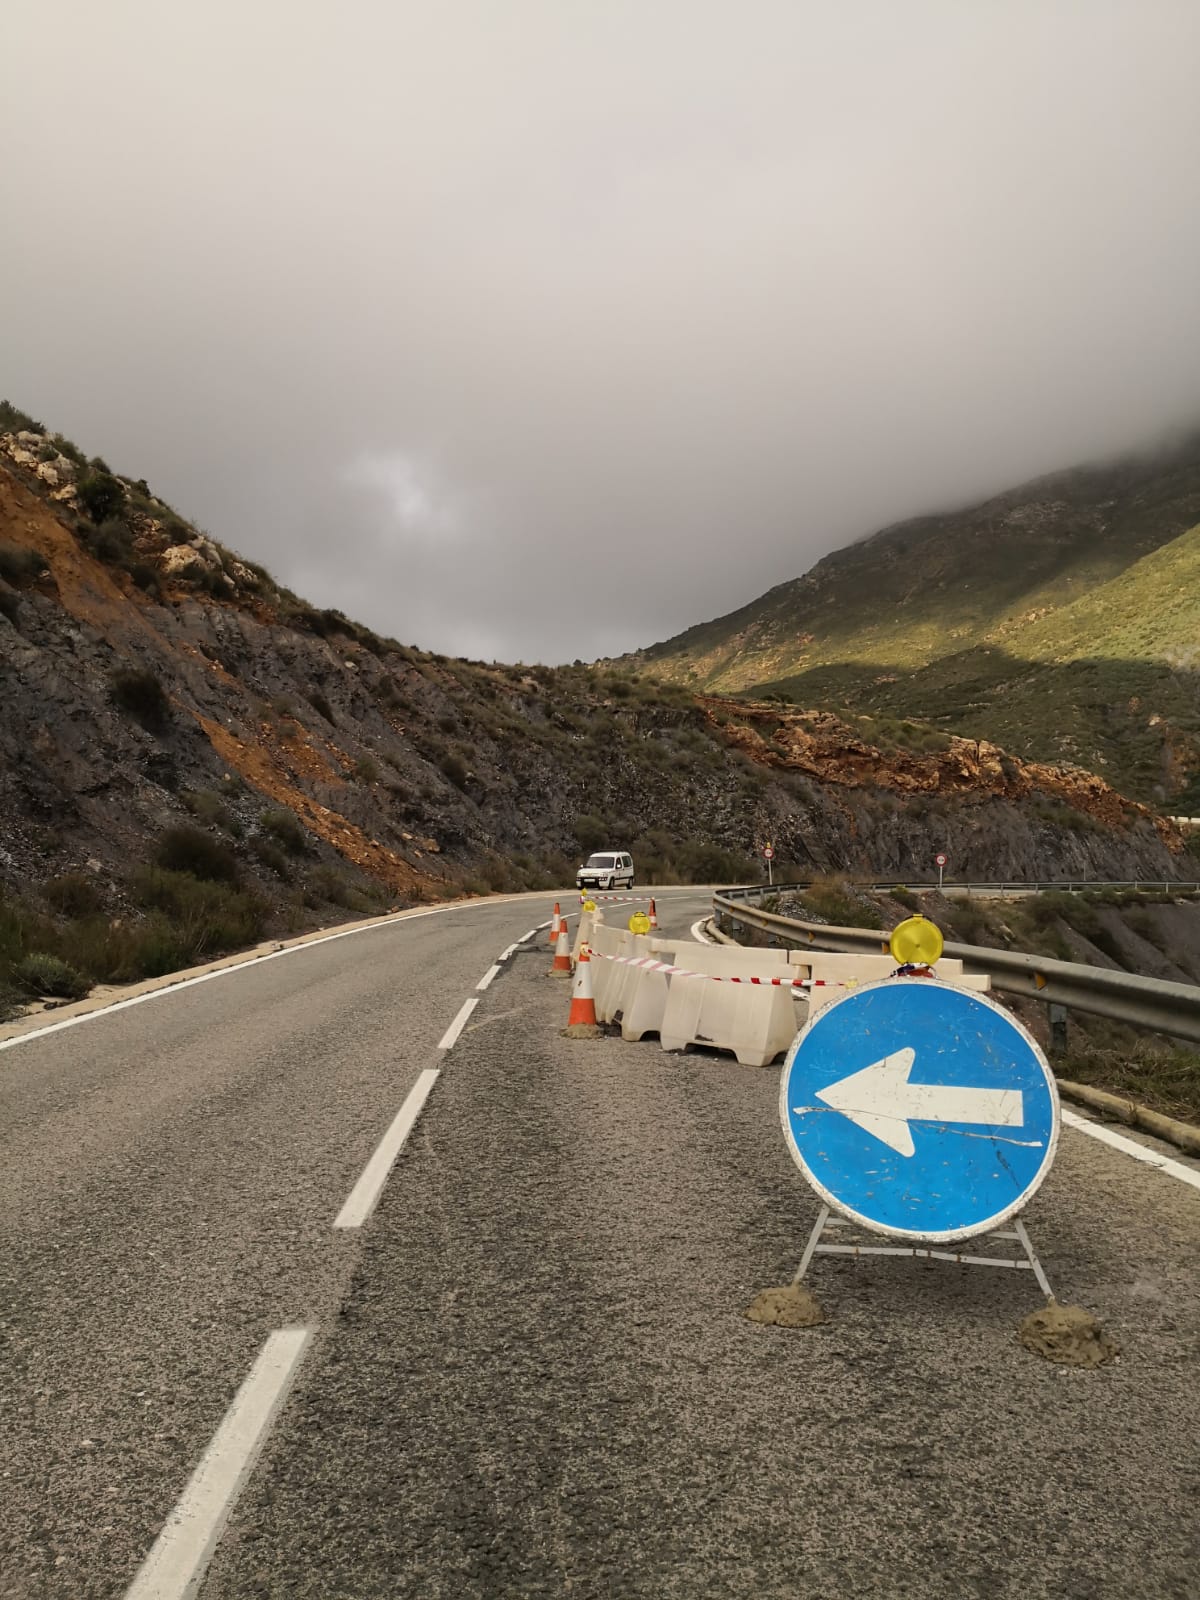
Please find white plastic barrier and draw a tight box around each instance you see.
[805,969,991,1019]
[620,942,686,1042]
[608,937,679,1028]
[797,952,964,982]
[589,923,630,1023]
[658,944,796,1068]
[573,908,598,963]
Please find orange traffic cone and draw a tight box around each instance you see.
[549,921,574,976]
[547,902,562,947]
[563,944,601,1036]
[648,898,659,930]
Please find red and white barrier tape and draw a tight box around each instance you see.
[578,895,643,905]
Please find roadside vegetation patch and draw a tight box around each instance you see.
[1053,1033,1200,1125]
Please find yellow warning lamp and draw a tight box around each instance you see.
[889,914,944,969]
[628,910,652,935]
[581,898,597,913]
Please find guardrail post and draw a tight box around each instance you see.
[1047,1003,1068,1055]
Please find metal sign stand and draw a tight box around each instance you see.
[792,1204,1055,1302]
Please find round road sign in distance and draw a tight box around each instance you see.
[935,852,948,867]
[780,978,1059,1243]
[763,845,775,861]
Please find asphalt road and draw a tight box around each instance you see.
[0,888,702,1599]
[3,887,1199,1599]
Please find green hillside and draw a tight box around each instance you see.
[627,435,1200,803]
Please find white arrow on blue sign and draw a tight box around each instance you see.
[779,978,1059,1243]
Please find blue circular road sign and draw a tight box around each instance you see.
[780,978,1059,1243]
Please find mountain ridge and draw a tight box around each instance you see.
[622,431,1200,802]
[0,399,1191,1014]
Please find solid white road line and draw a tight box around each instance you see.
[690,918,716,945]
[124,1325,313,1600]
[437,997,479,1052]
[0,901,471,1057]
[1062,1107,1200,1195]
[520,929,539,943]
[476,965,501,992]
[333,1068,441,1229]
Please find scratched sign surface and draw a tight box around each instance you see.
[779,978,1059,1243]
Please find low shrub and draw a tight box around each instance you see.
[249,835,292,880]
[127,560,159,592]
[111,666,172,730]
[88,517,134,564]
[439,753,469,788]
[306,866,388,913]
[1053,1035,1200,1122]
[182,789,238,833]
[1025,891,1125,960]
[195,566,231,597]
[13,951,91,1000]
[43,872,104,917]
[354,756,380,784]
[77,471,126,524]
[949,899,1004,948]
[154,825,240,883]
[0,399,43,433]
[0,543,48,587]
[574,814,610,854]
[1125,906,1170,953]
[130,866,266,952]
[260,810,308,855]
[798,876,883,930]
[54,435,87,468]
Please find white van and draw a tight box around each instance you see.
[576,851,635,891]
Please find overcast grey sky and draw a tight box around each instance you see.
[5,1,1200,662]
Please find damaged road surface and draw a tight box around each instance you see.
[3,887,1199,1599]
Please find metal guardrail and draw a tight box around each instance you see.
[712,887,1200,1045]
[720,880,1200,897]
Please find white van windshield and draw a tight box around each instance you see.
[586,855,617,868]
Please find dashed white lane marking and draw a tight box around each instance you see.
[333,1068,441,1229]
[498,944,517,963]
[437,997,479,1052]
[520,929,539,943]
[1062,1108,1200,1195]
[476,965,502,992]
[124,1324,313,1600]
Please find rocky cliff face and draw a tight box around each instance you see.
[0,418,1191,960]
